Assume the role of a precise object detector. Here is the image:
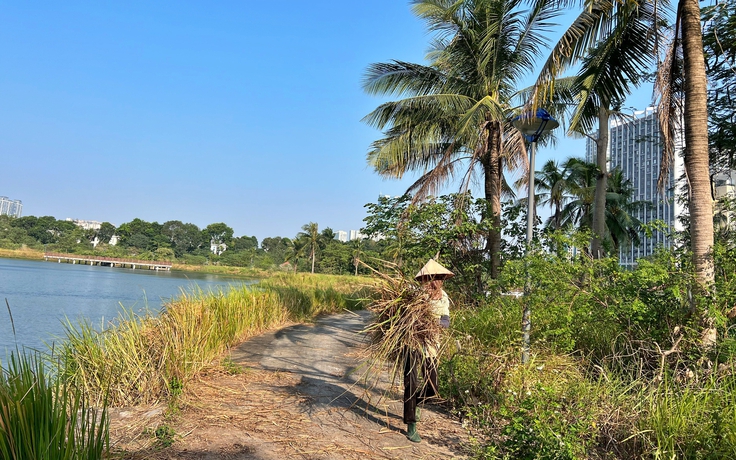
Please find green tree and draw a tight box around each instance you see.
[298,222,320,274]
[702,0,736,171]
[351,239,363,276]
[284,237,308,273]
[202,223,234,253]
[97,222,116,245]
[560,159,647,255]
[532,0,661,258]
[535,160,571,231]
[161,221,203,256]
[362,0,558,278]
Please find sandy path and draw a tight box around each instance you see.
[110,310,469,459]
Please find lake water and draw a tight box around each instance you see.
[0,258,256,355]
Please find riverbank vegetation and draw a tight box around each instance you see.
[57,273,372,407]
[1,273,372,456]
[0,352,109,459]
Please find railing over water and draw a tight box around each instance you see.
[43,252,172,271]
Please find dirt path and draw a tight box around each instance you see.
[109,310,470,459]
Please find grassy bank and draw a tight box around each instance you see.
[0,247,44,260]
[59,272,373,407]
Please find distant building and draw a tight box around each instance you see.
[210,242,227,255]
[714,170,736,200]
[714,169,736,232]
[0,196,23,217]
[335,230,348,242]
[66,218,102,231]
[585,107,686,268]
[349,229,366,241]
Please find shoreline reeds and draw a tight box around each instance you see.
[58,273,373,407]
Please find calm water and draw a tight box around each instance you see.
[0,258,256,354]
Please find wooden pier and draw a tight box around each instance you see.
[43,252,172,271]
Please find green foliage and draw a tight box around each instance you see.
[702,0,736,171]
[221,356,244,375]
[0,352,109,460]
[362,193,491,300]
[155,425,176,447]
[441,226,736,458]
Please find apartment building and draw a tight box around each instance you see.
[0,197,23,218]
[585,107,686,268]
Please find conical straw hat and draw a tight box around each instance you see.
[415,259,454,281]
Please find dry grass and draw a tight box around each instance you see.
[360,265,443,390]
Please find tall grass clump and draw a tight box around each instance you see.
[59,274,373,406]
[0,351,108,460]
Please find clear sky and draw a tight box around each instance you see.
[0,1,654,242]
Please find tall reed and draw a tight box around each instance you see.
[0,351,108,460]
[59,274,372,406]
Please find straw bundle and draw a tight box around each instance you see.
[362,268,443,369]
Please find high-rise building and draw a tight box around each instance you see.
[585,107,686,268]
[335,231,348,242]
[349,229,366,241]
[0,196,23,218]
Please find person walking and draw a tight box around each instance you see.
[404,258,453,443]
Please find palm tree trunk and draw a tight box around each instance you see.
[483,122,502,279]
[311,247,315,273]
[681,0,716,347]
[591,107,610,258]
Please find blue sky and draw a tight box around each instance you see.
[0,1,655,242]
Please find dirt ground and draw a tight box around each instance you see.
[109,310,471,459]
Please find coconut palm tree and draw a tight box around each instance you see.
[531,0,661,258]
[351,239,363,276]
[284,237,308,274]
[559,158,597,231]
[559,159,648,254]
[604,168,648,252]
[362,0,559,278]
[535,160,571,230]
[656,0,715,289]
[298,222,320,274]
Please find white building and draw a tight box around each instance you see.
[335,230,348,242]
[714,169,736,232]
[66,218,102,231]
[585,107,686,268]
[0,196,23,217]
[349,229,366,241]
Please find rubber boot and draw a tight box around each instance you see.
[406,422,421,443]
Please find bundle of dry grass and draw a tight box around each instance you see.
[361,265,443,382]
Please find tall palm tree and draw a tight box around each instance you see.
[362,0,558,278]
[298,222,320,274]
[351,239,363,276]
[535,160,571,230]
[284,237,308,274]
[560,159,647,254]
[559,158,597,231]
[656,0,715,289]
[604,168,648,252]
[532,0,661,258]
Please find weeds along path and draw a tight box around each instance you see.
[110,310,469,459]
